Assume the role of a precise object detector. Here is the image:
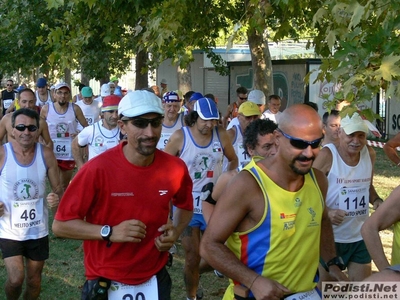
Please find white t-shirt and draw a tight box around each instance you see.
[262,110,282,124]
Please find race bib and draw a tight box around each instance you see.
[338,186,369,217]
[53,138,72,159]
[284,288,320,300]
[11,198,43,230]
[85,114,94,125]
[160,132,172,150]
[3,99,13,109]
[108,275,158,300]
[193,191,202,214]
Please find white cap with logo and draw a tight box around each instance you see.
[118,90,164,118]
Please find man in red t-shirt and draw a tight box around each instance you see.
[53,90,193,300]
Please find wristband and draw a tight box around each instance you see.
[248,274,260,290]
[323,256,345,272]
[373,198,383,204]
[200,182,217,205]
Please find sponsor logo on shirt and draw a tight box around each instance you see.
[111,192,134,197]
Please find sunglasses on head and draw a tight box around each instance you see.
[278,128,323,149]
[128,117,163,129]
[15,124,38,132]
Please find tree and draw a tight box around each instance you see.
[0,0,60,81]
[311,0,400,118]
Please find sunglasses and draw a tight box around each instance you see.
[15,124,38,132]
[7,84,13,87]
[128,117,163,129]
[239,97,247,100]
[278,128,323,149]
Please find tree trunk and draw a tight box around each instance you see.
[177,64,192,95]
[64,68,72,87]
[247,27,274,96]
[80,73,90,86]
[135,51,149,90]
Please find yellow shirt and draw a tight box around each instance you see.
[224,159,324,299]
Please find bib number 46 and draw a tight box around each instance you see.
[21,209,36,221]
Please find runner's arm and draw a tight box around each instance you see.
[367,146,382,208]
[72,136,85,169]
[74,104,89,129]
[383,132,400,165]
[164,129,184,157]
[39,119,53,150]
[218,126,238,170]
[315,168,349,281]
[222,104,232,128]
[362,186,400,271]
[0,116,8,144]
[44,146,63,214]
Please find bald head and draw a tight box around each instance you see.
[278,104,323,136]
[274,104,323,175]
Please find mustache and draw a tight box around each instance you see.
[138,137,157,143]
[295,155,315,162]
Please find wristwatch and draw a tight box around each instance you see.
[326,256,346,271]
[100,225,113,247]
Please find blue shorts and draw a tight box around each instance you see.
[188,213,207,231]
[335,240,371,266]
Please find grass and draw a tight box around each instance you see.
[0,147,398,299]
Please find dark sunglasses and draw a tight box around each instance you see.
[129,117,163,129]
[15,124,38,132]
[278,128,323,149]
[6,84,13,87]
[239,97,247,100]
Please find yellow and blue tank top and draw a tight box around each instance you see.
[392,222,400,265]
[225,159,324,298]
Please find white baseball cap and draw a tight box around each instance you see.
[55,82,70,91]
[248,90,266,105]
[100,83,111,97]
[118,90,164,118]
[340,112,369,135]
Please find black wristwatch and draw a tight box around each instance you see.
[100,225,113,247]
[325,256,346,271]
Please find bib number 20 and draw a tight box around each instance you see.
[122,293,145,300]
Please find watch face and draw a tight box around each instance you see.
[101,225,110,236]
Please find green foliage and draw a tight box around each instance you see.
[312,0,400,110]
[1,0,399,118]
[0,0,59,78]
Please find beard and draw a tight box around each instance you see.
[58,101,67,106]
[136,137,159,156]
[290,154,315,175]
